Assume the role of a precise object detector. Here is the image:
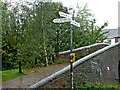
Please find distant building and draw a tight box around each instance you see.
[102,28,120,44]
[102,1,120,44]
[118,27,120,42]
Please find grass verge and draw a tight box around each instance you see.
[2,69,27,82]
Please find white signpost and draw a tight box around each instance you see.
[53,18,71,23]
[53,11,80,27]
[53,6,80,89]
[59,11,72,18]
[71,20,80,27]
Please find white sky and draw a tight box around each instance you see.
[53,0,120,29]
[6,0,120,29]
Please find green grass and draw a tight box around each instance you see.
[2,69,27,82]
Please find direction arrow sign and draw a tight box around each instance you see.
[71,20,80,27]
[59,11,72,18]
[53,18,71,23]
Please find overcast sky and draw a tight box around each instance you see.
[53,0,120,29]
[6,0,120,29]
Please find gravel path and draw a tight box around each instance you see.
[2,63,69,88]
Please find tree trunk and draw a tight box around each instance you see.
[43,28,48,66]
[42,4,48,66]
[19,61,22,73]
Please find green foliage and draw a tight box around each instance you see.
[2,1,108,70]
[72,4,108,48]
[2,1,18,70]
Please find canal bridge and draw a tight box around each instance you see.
[29,43,120,88]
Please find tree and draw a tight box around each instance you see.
[1,1,108,70]
[72,3,108,49]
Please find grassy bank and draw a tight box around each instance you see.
[2,69,27,82]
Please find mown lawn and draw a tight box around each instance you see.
[2,69,27,82]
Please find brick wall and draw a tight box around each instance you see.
[55,43,108,63]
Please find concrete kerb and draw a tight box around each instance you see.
[29,43,119,89]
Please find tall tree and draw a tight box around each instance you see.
[72,3,108,49]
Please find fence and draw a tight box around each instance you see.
[29,43,120,88]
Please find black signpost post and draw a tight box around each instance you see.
[53,6,80,89]
[70,23,73,89]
